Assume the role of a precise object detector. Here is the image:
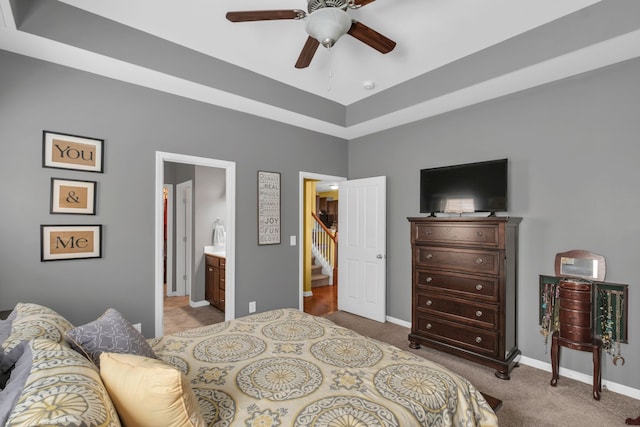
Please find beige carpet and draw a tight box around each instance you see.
[324,310,640,427]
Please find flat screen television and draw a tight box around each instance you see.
[420,158,508,216]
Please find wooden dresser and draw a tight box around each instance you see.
[205,254,226,311]
[408,216,521,379]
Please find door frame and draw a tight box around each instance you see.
[298,171,346,311]
[163,184,174,296]
[175,180,192,297]
[155,151,236,337]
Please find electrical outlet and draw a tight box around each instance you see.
[132,323,142,332]
[249,301,256,313]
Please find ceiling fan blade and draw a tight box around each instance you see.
[226,10,305,22]
[353,0,377,6]
[347,21,396,54]
[295,37,320,69]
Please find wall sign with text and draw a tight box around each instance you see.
[257,171,280,245]
[50,178,97,215]
[43,131,104,173]
[41,225,102,261]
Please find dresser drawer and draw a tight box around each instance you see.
[415,247,501,275]
[560,280,591,292]
[415,269,499,301]
[414,315,499,357]
[415,293,498,329]
[559,297,591,312]
[560,308,591,328]
[559,288,591,302]
[413,223,501,248]
[560,324,592,343]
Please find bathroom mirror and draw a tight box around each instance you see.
[554,249,606,281]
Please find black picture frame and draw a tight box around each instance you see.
[41,224,102,261]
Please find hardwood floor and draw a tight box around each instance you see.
[163,293,224,335]
[303,284,337,316]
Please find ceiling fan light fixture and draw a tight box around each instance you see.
[305,8,352,48]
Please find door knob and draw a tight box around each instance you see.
[376,254,384,259]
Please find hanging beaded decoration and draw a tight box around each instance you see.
[599,288,625,366]
[540,281,560,353]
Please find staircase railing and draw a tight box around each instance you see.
[311,212,338,284]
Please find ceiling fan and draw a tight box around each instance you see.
[226,0,396,69]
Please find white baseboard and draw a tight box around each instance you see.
[519,355,640,400]
[386,315,411,329]
[189,299,210,308]
[303,291,313,297]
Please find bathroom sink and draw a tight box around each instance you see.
[204,245,225,257]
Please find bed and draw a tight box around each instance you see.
[150,308,498,426]
[1,303,497,426]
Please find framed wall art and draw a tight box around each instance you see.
[257,170,280,245]
[50,178,97,215]
[43,130,104,173]
[41,224,102,261]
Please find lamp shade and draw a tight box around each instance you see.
[305,8,352,48]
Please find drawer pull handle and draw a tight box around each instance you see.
[475,284,483,291]
[477,231,483,236]
[208,267,213,272]
[426,253,433,260]
[426,230,432,235]
[475,257,484,264]
[425,277,433,283]
[475,337,482,343]
[476,310,483,317]
[426,323,432,330]
[426,300,432,306]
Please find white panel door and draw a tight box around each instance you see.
[338,176,386,322]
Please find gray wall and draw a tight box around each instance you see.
[348,57,640,389]
[0,50,348,335]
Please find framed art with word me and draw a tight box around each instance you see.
[41,224,102,261]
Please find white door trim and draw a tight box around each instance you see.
[176,180,192,297]
[163,184,174,296]
[298,172,346,311]
[155,151,236,338]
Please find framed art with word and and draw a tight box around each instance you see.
[43,131,104,173]
[50,178,97,215]
[41,224,102,261]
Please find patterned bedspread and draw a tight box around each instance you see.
[150,309,498,427]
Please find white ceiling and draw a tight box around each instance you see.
[56,0,600,105]
[1,0,639,139]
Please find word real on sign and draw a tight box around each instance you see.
[258,171,280,245]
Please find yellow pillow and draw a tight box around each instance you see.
[99,352,205,427]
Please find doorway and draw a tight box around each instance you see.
[298,172,345,316]
[155,152,236,338]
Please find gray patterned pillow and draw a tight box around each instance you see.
[3,339,121,427]
[66,308,157,368]
[1,303,73,352]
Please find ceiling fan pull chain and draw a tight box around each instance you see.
[327,47,333,92]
